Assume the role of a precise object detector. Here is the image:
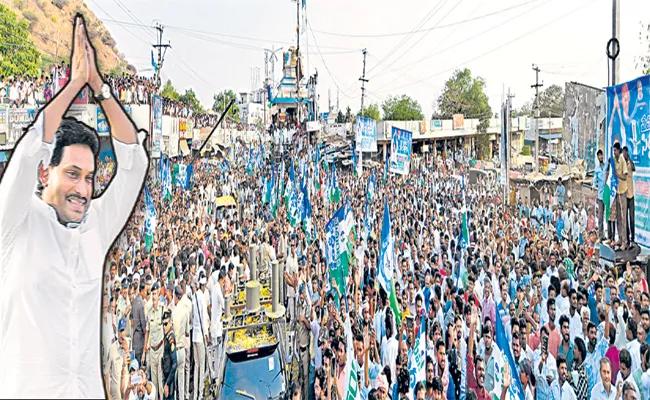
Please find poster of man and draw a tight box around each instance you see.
[0,14,148,398]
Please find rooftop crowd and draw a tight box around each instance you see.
[1,63,218,128]
[97,116,643,400]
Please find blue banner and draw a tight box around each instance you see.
[606,74,650,248]
[389,127,412,175]
[152,94,163,158]
[355,117,377,152]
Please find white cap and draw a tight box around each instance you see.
[199,277,207,285]
[133,272,141,281]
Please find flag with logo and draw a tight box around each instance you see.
[604,155,618,222]
[172,163,193,190]
[491,303,525,400]
[326,200,353,303]
[330,163,340,204]
[144,184,157,252]
[162,158,172,203]
[378,200,401,323]
[407,315,427,397]
[344,312,360,400]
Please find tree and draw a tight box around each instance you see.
[0,4,41,77]
[357,103,381,121]
[536,84,564,118]
[382,95,424,121]
[161,79,180,101]
[345,106,352,123]
[435,68,492,132]
[336,110,345,123]
[178,88,205,114]
[512,101,532,117]
[212,89,240,121]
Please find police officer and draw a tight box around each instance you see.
[172,286,190,400]
[144,282,165,400]
[105,318,131,400]
[296,282,312,398]
[117,278,129,322]
[162,309,178,400]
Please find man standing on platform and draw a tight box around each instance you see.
[623,146,636,247]
[612,142,629,251]
[593,149,606,240]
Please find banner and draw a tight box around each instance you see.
[355,117,377,152]
[152,94,163,158]
[8,108,36,145]
[606,74,650,248]
[389,127,412,175]
[0,105,8,136]
[179,118,187,139]
[563,82,606,170]
[97,105,131,136]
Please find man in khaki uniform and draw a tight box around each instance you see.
[144,282,165,400]
[623,146,636,246]
[613,142,629,250]
[172,286,191,400]
[105,318,130,400]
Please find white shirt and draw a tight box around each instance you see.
[615,371,641,400]
[590,381,617,400]
[191,290,208,343]
[380,336,399,382]
[211,281,224,339]
[0,114,147,398]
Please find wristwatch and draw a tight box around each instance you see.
[94,83,112,102]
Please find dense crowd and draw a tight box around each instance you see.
[0,64,219,128]
[98,121,645,400]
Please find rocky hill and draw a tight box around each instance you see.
[1,0,134,74]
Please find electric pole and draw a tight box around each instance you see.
[506,89,515,205]
[359,48,368,176]
[152,22,171,91]
[532,64,543,173]
[612,0,620,85]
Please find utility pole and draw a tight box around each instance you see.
[531,64,543,173]
[152,22,171,91]
[359,48,368,176]
[612,0,620,85]
[506,89,515,205]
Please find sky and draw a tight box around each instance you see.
[87,0,650,119]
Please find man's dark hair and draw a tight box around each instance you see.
[613,142,621,151]
[559,315,570,329]
[619,348,632,369]
[50,119,99,167]
[597,149,603,156]
[628,318,638,340]
[574,337,586,361]
[218,269,226,281]
[556,354,567,370]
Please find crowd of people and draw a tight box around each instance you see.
[97,118,646,400]
[1,65,220,129]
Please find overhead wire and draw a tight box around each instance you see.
[307,21,357,100]
[310,0,541,38]
[364,0,448,77]
[369,0,552,83]
[99,18,360,51]
[377,0,591,94]
[369,0,468,86]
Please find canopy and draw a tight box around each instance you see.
[180,139,191,156]
[215,196,237,208]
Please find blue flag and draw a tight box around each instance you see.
[495,302,525,400]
